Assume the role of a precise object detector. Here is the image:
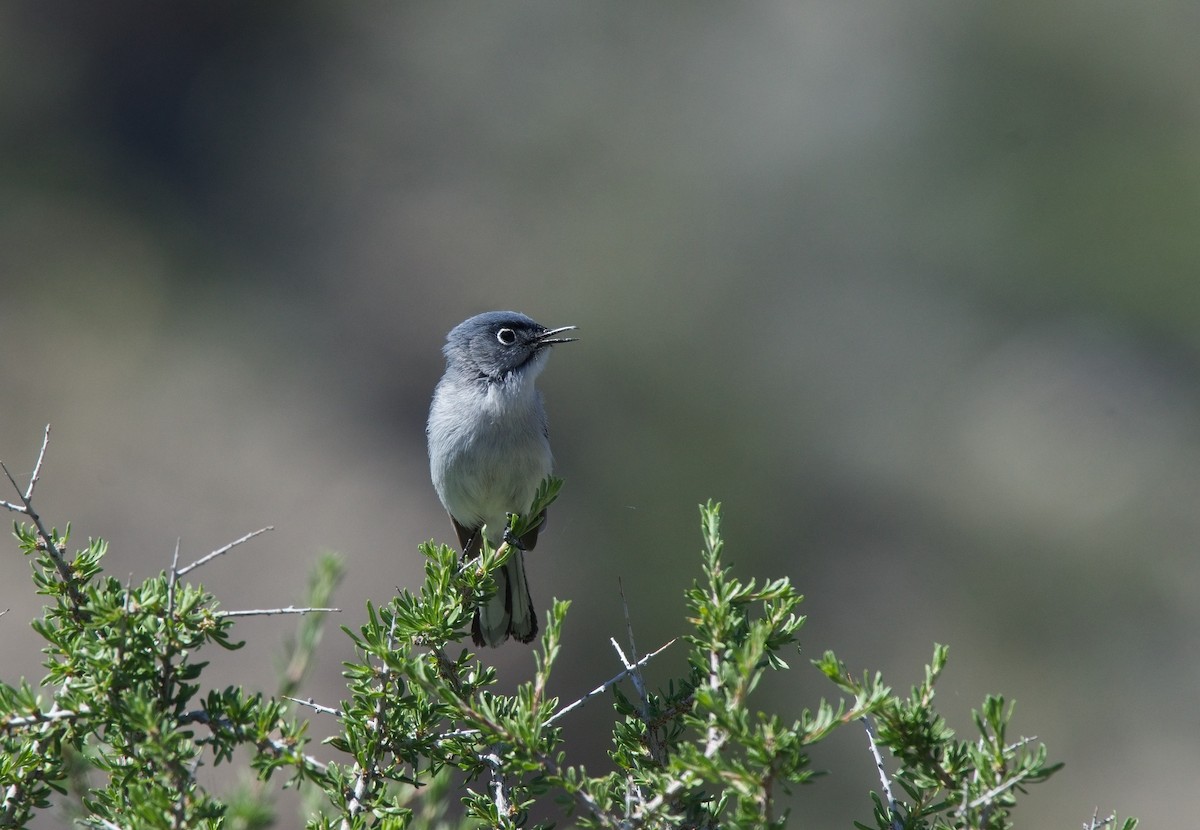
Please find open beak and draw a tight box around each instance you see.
[536,325,578,345]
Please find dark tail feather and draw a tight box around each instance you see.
[471,553,537,647]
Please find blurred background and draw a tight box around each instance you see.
[2,2,1198,826]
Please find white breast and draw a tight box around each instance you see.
[428,369,553,544]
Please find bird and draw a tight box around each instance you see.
[426,311,576,646]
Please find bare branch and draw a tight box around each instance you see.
[1,691,79,824]
[629,773,694,823]
[341,762,372,830]
[268,740,329,776]
[617,579,650,707]
[543,638,676,728]
[176,527,274,577]
[284,696,342,718]
[1005,735,1038,753]
[3,776,24,821]
[167,538,181,614]
[609,638,631,668]
[2,705,91,731]
[216,606,339,619]
[1083,810,1122,830]
[482,748,513,822]
[611,621,667,777]
[1,435,86,610]
[25,424,50,501]
[161,539,183,710]
[701,576,726,760]
[340,615,399,830]
[862,716,902,830]
[966,770,1028,810]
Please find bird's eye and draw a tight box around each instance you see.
[496,327,517,346]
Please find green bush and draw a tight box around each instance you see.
[0,434,1135,829]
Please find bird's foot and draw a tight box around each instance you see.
[502,515,527,550]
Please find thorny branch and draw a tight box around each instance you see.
[1,425,87,610]
[863,716,903,830]
[216,606,340,618]
[543,638,676,729]
[339,617,398,830]
[176,526,274,577]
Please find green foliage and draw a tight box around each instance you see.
[0,451,1134,829]
[821,645,1064,830]
[0,521,328,829]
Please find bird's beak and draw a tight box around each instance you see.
[537,325,578,345]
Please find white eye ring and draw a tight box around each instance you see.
[496,327,517,345]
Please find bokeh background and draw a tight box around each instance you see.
[2,2,1198,826]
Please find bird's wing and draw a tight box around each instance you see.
[451,516,483,557]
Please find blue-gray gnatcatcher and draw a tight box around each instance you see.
[427,311,577,647]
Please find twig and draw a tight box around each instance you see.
[243,731,331,777]
[284,696,342,718]
[482,748,513,822]
[25,424,50,501]
[167,539,181,614]
[862,716,902,830]
[216,606,339,619]
[85,819,128,830]
[176,527,274,577]
[966,770,1028,810]
[430,645,467,698]
[699,569,729,761]
[617,578,665,765]
[161,539,181,707]
[1084,809,1119,830]
[2,705,91,731]
[1,692,77,823]
[543,638,676,728]
[610,639,632,670]
[274,741,329,776]
[629,773,694,822]
[2,773,24,821]
[1004,735,1038,753]
[340,615,398,830]
[436,728,481,740]
[616,579,649,704]
[1,428,87,611]
[181,708,330,775]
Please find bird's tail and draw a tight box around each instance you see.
[472,550,537,647]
